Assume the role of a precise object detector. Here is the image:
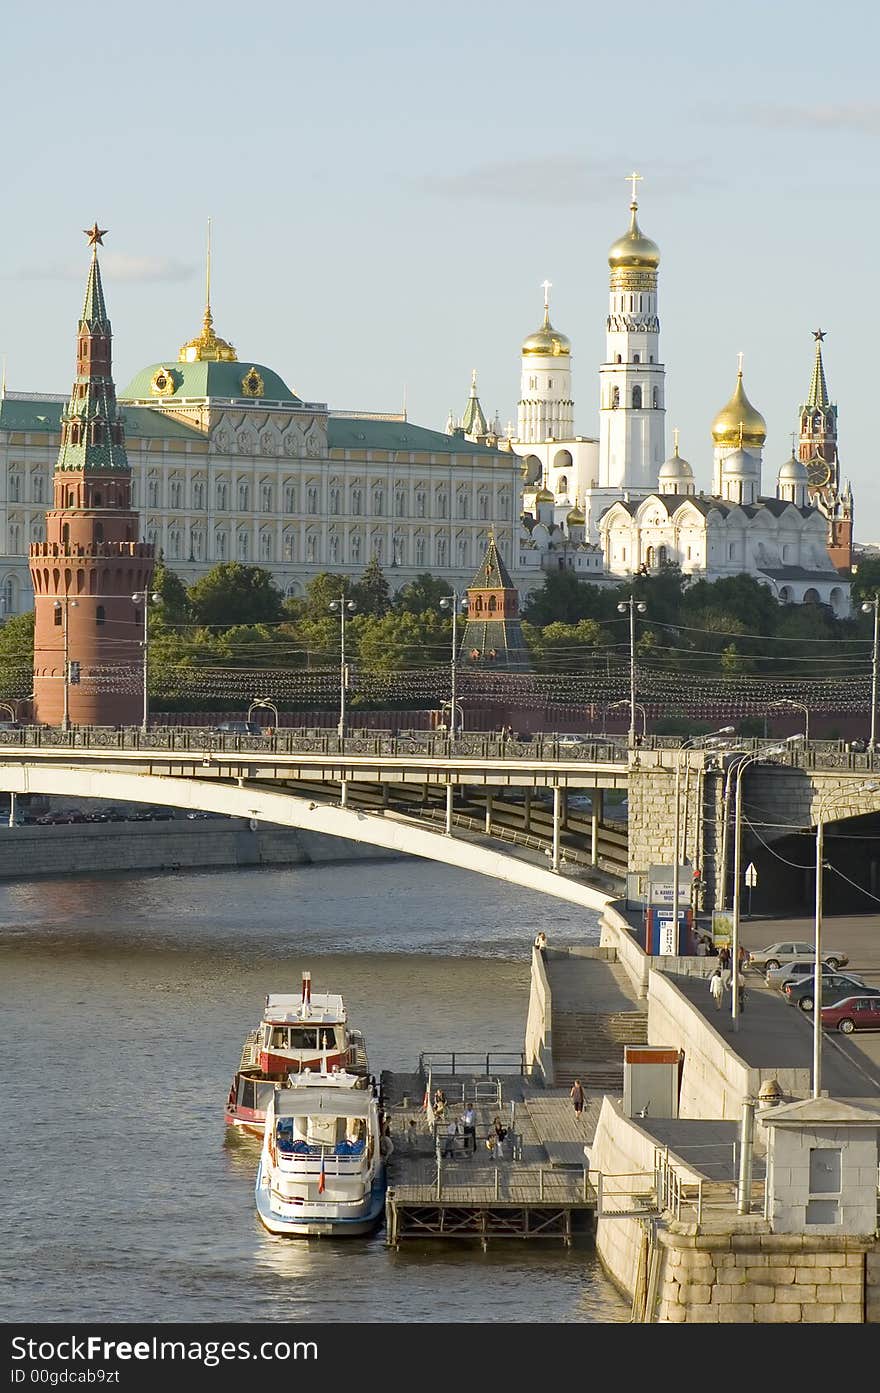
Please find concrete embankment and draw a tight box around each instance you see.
[0,820,395,880]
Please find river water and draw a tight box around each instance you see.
[0,858,628,1323]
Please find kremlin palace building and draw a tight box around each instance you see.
[0,184,854,621]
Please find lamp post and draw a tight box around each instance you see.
[861,595,879,752]
[617,596,647,745]
[728,737,803,1030]
[52,597,79,732]
[248,697,279,731]
[671,729,734,949]
[328,596,356,739]
[607,698,646,740]
[812,781,879,1097]
[439,591,467,736]
[131,590,161,732]
[770,698,810,743]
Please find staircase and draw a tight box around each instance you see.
[550,1008,648,1092]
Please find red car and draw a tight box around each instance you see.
[820,995,880,1034]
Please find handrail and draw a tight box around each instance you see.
[419,1050,528,1077]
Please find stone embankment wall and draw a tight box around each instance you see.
[0,821,392,880]
[591,1099,880,1323]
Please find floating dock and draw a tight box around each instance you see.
[381,1065,600,1248]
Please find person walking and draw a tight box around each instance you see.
[441,1118,458,1158]
[736,969,746,1014]
[570,1078,585,1120]
[709,969,724,1011]
[461,1103,476,1156]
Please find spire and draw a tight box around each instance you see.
[55,228,128,474]
[81,224,109,327]
[460,368,488,436]
[469,531,515,590]
[178,220,237,363]
[807,329,830,409]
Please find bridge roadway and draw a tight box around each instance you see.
[0,726,630,914]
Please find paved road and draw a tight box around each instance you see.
[736,913,880,1094]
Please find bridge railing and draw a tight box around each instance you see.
[0,723,874,772]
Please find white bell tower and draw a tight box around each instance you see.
[598,173,666,492]
[517,282,574,443]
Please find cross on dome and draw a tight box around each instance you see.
[737,351,744,375]
[626,171,643,205]
[541,279,552,311]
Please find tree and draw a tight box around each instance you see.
[523,618,610,672]
[355,610,451,672]
[300,572,353,623]
[0,612,34,702]
[352,557,391,617]
[187,563,283,627]
[393,572,453,615]
[523,572,615,626]
[851,555,880,608]
[150,562,190,626]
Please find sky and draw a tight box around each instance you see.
[3,0,880,534]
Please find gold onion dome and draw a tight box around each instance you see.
[567,504,585,524]
[712,370,766,447]
[522,304,571,358]
[608,203,661,271]
[535,486,555,503]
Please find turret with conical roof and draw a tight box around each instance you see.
[460,369,488,439]
[458,533,530,670]
[798,329,838,496]
[30,227,154,727]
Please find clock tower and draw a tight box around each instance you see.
[797,331,852,572]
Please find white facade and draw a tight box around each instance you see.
[0,386,520,614]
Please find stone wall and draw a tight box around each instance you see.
[0,820,393,880]
[655,1229,873,1324]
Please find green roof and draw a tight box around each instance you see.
[328,416,508,457]
[0,396,202,441]
[120,359,300,405]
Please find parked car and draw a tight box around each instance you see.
[785,973,873,1013]
[212,720,266,736]
[766,959,855,991]
[820,995,880,1034]
[185,811,211,820]
[748,940,849,973]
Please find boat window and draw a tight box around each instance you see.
[255,1082,275,1109]
[239,1078,255,1109]
[289,1028,319,1050]
[271,1028,287,1048]
[276,1119,296,1154]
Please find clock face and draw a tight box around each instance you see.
[807,457,831,488]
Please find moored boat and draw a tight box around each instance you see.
[225,972,369,1137]
[255,1071,388,1237]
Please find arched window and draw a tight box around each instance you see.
[328,533,339,564]
[478,494,489,520]
[192,479,205,509]
[632,386,642,409]
[261,482,273,512]
[498,491,510,520]
[395,489,406,517]
[191,529,205,561]
[457,493,468,519]
[96,605,105,626]
[350,532,361,563]
[488,595,497,612]
[167,529,181,560]
[260,530,272,562]
[457,537,468,567]
[307,486,318,515]
[330,487,340,515]
[237,530,249,561]
[32,473,44,504]
[8,471,19,502]
[238,480,250,511]
[652,387,659,408]
[416,491,426,518]
[658,545,667,565]
[436,491,448,518]
[557,475,568,495]
[283,482,297,513]
[62,523,69,547]
[415,534,425,567]
[215,530,228,561]
[94,523,104,543]
[148,477,159,508]
[169,478,182,508]
[646,545,655,569]
[216,481,228,510]
[283,529,296,562]
[611,387,620,409]
[615,354,622,364]
[54,603,62,626]
[373,488,384,516]
[633,353,640,364]
[305,534,317,564]
[351,486,362,514]
[436,536,448,567]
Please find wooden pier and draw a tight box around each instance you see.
[381,1065,601,1248]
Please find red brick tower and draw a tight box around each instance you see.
[459,532,531,670]
[798,329,853,573]
[29,226,155,725]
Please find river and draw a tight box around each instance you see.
[0,857,628,1323]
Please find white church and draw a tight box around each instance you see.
[450,176,852,615]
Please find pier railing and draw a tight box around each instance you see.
[429,1163,594,1204]
[419,1050,530,1079]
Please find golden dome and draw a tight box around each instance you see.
[608,203,660,271]
[522,305,571,358]
[566,504,585,524]
[178,305,238,364]
[711,370,767,447]
[535,486,555,503]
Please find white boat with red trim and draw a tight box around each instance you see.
[225,971,369,1138]
[255,1070,388,1237]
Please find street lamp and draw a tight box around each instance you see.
[617,596,647,745]
[439,591,467,736]
[860,595,879,752]
[728,737,804,1030]
[248,697,279,731]
[607,698,646,740]
[672,728,735,946]
[52,597,79,732]
[328,596,356,739]
[132,590,161,731]
[812,781,879,1097]
[770,698,810,743]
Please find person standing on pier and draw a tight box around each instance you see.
[461,1103,476,1155]
[570,1079,585,1120]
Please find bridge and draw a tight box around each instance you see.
[0,726,877,915]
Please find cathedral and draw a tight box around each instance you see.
[450,177,853,614]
